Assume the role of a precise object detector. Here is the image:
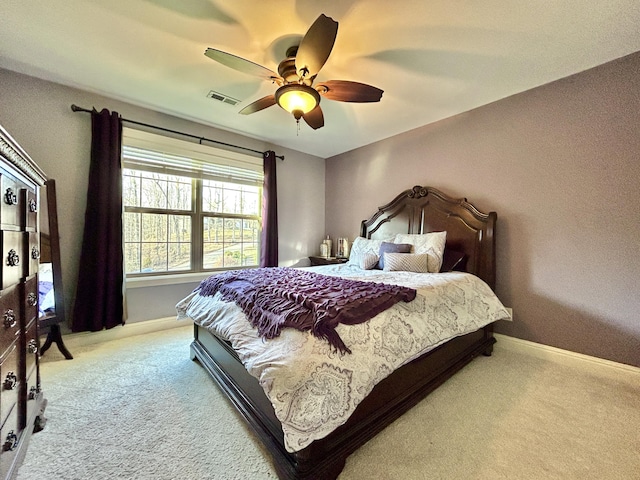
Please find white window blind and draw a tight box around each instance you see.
[122,127,263,185]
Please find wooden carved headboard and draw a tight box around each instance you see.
[360,185,497,289]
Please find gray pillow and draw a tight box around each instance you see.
[377,242,412,269]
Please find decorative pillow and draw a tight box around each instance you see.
[440,249,467,272]
[359,252,380,270]
[394,232,447,273]
[378,242,412,270]
[347,237,385,267]
[383,253,430,273]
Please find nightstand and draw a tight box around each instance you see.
[309,256,348,266]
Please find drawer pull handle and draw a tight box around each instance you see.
[3,309,16,328]
[4,188,17,206]
[29,198,38,213]
[29,385,39,400]
[3,431,18,452]
[3,372,17,390]
[7,249,19,267]
[27,339,38,355]
[32,246,40,260]
[27,292,37,307]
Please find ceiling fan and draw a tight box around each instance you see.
[204,14,383,130]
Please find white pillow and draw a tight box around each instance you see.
[394,231,447,273]
[383,253,430,273]
[347,237,385,266]
[359,252,380,270]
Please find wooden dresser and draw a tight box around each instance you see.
[0,125,47,479]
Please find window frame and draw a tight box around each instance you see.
[121,128,263,278]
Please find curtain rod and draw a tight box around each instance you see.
[70,104,284,160]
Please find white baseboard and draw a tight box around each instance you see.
[61,317,192,352]
[494,333,640,377]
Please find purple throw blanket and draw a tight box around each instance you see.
[197,267,416,353]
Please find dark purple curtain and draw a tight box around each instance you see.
[72,109,124,332]
[260,150,278,267]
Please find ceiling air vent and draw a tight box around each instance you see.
[206,90,240,106]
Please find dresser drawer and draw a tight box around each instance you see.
[0,404,19,479]
[0,231,24,290]
[0,344,19,430]
[0,285,20,358]
[19,319,39,431]
[24,364,41,433]
[23,318,38,384]
[23,277,38,327]
[24,232,39,278]
[20,189,38,231]
[0,174,23,230]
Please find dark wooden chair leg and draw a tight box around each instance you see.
[41,325,73,360]
[40,332,54,355]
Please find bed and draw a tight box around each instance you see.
[178,185,509,479]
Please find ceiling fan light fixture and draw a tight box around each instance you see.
[275,84,320,119]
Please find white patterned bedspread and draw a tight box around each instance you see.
[176,265,511,452]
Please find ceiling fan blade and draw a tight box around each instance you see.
[302,105,324,130]
[295,14,338,80]
[205,48,282,82]
[238,95,277,115]
[316,80,384,103]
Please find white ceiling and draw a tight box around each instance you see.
[2,1,640,158]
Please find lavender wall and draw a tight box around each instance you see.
[326,52,640,367]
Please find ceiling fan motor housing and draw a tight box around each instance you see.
[277,57,300,84]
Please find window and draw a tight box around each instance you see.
[122,128,263,277]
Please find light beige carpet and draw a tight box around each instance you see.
[17,325,640,480]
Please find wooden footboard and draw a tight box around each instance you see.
[191,323,495,480]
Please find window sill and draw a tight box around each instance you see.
[126,272,211,289]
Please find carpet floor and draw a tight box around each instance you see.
[16,325,640,480]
